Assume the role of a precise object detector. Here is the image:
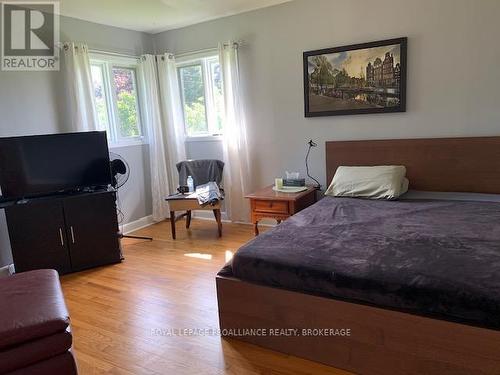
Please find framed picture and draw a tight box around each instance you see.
[303,37,407,117]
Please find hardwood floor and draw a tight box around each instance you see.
[61,219,351,375]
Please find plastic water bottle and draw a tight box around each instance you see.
[187,176,194,193]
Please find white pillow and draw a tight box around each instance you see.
[325,165,409,200]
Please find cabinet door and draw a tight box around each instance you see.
[5,200,71,274]
[63,192,121,271]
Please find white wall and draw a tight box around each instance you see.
[185,139,224,161]
[0,15,154,265]
[154,0,500,190]
[111,144,152,224]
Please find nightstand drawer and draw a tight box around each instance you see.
[254,200,289,214]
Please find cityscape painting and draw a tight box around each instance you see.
[303,37,407,117]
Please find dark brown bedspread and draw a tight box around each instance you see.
[223,197,500,329]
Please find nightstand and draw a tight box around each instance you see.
[245,185,317,235]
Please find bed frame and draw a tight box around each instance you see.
[217,137,500,375]
[326,137,500,194]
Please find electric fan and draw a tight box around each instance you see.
[109,152,152,241]
[110,152,130,189]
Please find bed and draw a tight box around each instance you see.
[216,137,500,375]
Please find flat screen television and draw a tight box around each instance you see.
[0,131,112,199]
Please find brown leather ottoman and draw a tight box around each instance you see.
[0,269,77,375]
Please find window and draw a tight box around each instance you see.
[177,55,224,138]
[90,54,142,146]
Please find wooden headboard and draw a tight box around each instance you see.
[326,137,500,194]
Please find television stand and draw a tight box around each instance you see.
[5,189,122,274]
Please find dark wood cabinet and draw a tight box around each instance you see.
[63,192,121,271]
[5,190,121,274]
[6,199,72,274]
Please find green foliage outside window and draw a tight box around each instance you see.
[95,100,108,129]
[116,91,139,137]
[91,63,142,142]
[113,68,139,138]
[184,99,207,134]
[180,64,208,135]
[178,59,224,136]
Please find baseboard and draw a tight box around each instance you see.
[252,218,277,227]
[192,211,276,227]
[121,215,154,234]
[0,264,15,277]
[193,210,230,222]
[121,213,277,231]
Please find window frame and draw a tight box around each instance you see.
[90,53,144,148]
[176,52,223,140]
[177,62,210,136]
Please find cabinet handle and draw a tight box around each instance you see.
[59,228,64,246]
[70,226,75,244]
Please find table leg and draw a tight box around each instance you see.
[170,211,176,240]
[254,221,259,236]
[213,209,222,237]
[186,210,192,228]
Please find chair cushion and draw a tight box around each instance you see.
[0,329,72,373]
[0,269,70,350]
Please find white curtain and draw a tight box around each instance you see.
[137,55,171,222]
[219,41,251,223]
[157,53,186,193]
[62,42,98,132]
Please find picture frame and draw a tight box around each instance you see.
[303,37,407,117]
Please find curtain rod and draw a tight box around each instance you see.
[89,41,241,60]
[174,47,218,59]
[88,48,139,59]
[173,42,240,59]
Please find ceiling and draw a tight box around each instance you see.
[58,0,293,34]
